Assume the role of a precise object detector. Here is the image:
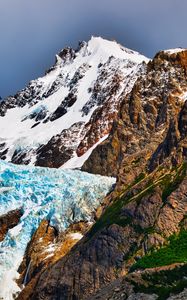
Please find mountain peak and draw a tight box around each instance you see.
[55,36,149,68]
[85,36,149,64]
[0,37,148,169]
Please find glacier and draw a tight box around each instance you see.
[0,160,115,300]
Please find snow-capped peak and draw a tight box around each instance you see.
[0,37,149,169]
[53,36,149,70]
[54,36,148,68]
[86,36,148,63]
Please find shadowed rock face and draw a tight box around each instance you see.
[19,224,142,300]
[35,121,89,168]
[89,264,187,300]
[0,209,23,242]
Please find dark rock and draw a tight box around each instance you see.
[50,92,77,122]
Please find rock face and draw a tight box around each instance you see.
[0,209,23,242]
[17,220,91,300]
[90,263,187,300]
[16,48,187,300]
[0,37,148,168]
[82,48,187,177]
[19,224,141,299]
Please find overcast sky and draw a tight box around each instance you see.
[0,0,187,97]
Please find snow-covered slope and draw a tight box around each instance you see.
[0,37,149,168]
[0,160,115,300]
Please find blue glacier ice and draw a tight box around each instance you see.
[0,160,115,300]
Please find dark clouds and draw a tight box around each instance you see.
[0,0,187,97]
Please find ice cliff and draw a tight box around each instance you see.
[0,160,115,299]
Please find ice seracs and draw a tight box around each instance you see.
[0,159,115,300]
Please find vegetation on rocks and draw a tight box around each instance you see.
[131,264,187,300]
[132,230,187,270]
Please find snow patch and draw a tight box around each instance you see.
[0,251,22,300]
[68,232,83,240]
[164,48,186,54]
[62,134,109,169]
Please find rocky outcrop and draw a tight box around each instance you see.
[17,220,91,300]
[82,49,187,177]
[0,208,23,242]
[149,98,187,171]
[90,263,187,300]
[35,122,85,168]
[19,224,142,300]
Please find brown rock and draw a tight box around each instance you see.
[156,177,187,236]
[0,208,23,242]
[83,50,187,177]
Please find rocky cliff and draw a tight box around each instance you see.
[82,48,187,177]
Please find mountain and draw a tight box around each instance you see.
[0,39,187,300]
[0,37,148,168]
[16,48,187,300]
